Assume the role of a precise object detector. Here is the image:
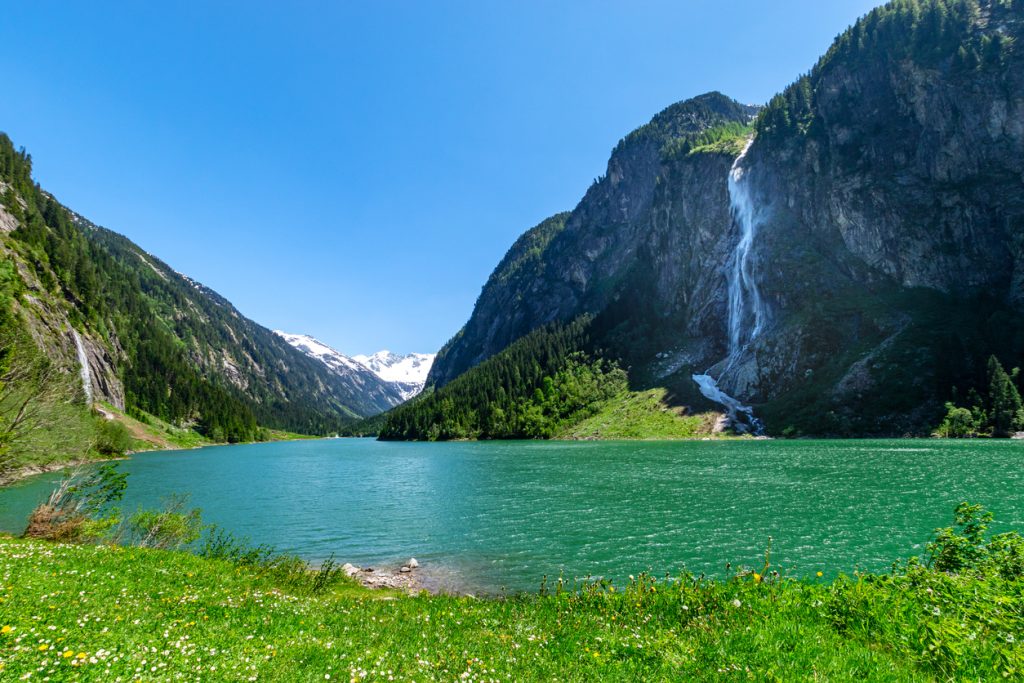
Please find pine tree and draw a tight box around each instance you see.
[986,355,1024,437]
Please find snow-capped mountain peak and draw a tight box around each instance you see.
[273,331,365,374]
[353,350,435,401]
[275,332,435,403]
[353,350,433,384]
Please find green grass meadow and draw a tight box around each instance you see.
[0,529,1020,681]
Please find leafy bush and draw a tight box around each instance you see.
[121,494,204,550]
[93,418,134,455]
[935,402,979,437]
[926,502,1024,578]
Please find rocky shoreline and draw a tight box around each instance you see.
[342,558,426,594]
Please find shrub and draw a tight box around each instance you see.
[198,527,346,593]
[926,502,1024,578]
[121,494,204,550]
[94,418,134,455]
[23,464,126,541]
[935,402,978,437]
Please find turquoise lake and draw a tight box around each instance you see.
[1,438,1021,594]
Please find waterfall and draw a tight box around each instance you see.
[692,139,765,433]
[72,329,94,404]
[726,140,767,354]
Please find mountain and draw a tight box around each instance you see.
[0,138,397,441]
[275,331,435,403]
[398,0,1024,439]
[427,94,761,387]
[273,332,408,406]
[353,350,435,400]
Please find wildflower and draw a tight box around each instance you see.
[753,572,762,583]
[731,599,742,608]
[1,626,11,634]
[62,651,74,658]
[77,652,87,660]
[38,644,49,651]
[816,571,823,578]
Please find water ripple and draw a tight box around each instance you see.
[0,438,1022,592]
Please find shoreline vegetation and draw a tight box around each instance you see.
[0,399,318,488]
[0,502,1020,680]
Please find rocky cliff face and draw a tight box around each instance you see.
[1,234,125,410]
[718,0,1024,432]
[429,0,1024,435]
[429,93,760,387]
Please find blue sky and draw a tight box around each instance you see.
[1,1,879,354]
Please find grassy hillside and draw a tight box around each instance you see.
[0,502,1020,680]
[559,388,721,440]
[381,317,726,442]
[381,318,626,440]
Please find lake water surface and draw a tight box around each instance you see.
[1,438,1021,593]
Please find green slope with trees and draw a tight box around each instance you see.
[380,317,720,441]
[0,131,396,471]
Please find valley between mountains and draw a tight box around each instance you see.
[2,0,1024,462]
[1,3,1023,681]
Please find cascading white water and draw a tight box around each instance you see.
[72,329,94,404]
[725,141,767,353]
[692,139,766,433]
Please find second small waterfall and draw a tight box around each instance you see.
[72,329,94,404]
[692,139,766,433]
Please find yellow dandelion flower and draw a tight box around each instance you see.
[77,652,87,660]
[63,650,74,658]
[753,572,762,583]
[38,644,49,651]
[1,625,11,634]
[816,571,823,578]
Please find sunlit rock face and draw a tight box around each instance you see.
[430,1,1024,435]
